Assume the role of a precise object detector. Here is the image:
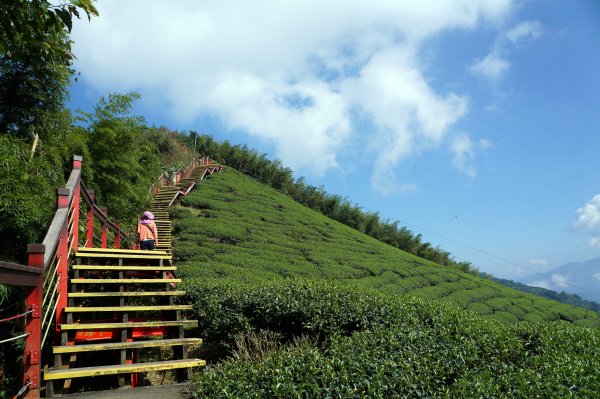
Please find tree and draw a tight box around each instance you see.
[84,93,161,222]
[0,0,98,64]
[0,0,98,138]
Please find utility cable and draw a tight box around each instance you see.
[392,217,600,301]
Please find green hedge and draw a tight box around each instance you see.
[187,279,600,398]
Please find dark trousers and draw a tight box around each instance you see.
[140,239,155,250]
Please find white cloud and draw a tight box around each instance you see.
[505,20,543,46]
[550,273,569,288]
[589,237,600,248]
[529,258,549,268]
[530,279,550,290]
[71,0,513,180]
[470,19,542,83]
[530,274,569,290]
[450,134,491,178]
[593,273,600,282]
[574,194,600,230]
[470,50,510,82]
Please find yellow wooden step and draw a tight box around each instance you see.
[74,253,172,260]
[70,278,180,284]
[44,358,205,380]
[65,305,192,312]
[71,265,176,271]
[53,338,203,354]
[77,247,168,255]
[59,320,198,330]
[68,291,185,298]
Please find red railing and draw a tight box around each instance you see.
[0,155,130,399]
[149,156,211,196]
[1,154,220,398]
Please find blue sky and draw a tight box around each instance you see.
[68,0,600,288]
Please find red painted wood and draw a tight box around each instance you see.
[23,244,44,399]
[86,190,95,247]
[100,207,108,248]
[114,220,121,249]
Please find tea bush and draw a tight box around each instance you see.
[174,170,600,327]
[188,281,600,398]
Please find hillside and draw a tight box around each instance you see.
[492,276,600,313]
[169,168,600,397]
[172,169,600,327]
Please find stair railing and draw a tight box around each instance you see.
[148,156,212,196]
[0,155,130,399]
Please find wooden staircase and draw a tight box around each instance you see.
[39,160,223,396]
[43,246,204,394]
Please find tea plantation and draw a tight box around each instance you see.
[172,169,600,397]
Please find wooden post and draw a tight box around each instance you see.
[70,156,82,252]
[85,190,95,248]
[100,207,108,248]
[23,244,44,399]
[115,220,121,249]
[55,189,70,334]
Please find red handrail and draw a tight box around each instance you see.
[148,156,212,196]
[2,155,130,399]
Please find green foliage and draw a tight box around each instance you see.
[0,135,60,261]
[82,93,161,222]
[0,0,98,64]
[174,170,600,327]
[188,281,600,398]
[0,0,97,139]
[185,133,476,271]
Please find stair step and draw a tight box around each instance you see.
[65,305,192,312]
[70,278,180,284]
[69,291,186,298]
[53,338,203,354]
[75,253,172,260]
[44,358,205,380]
[72,265,176,271]
[77,247,168,255]
[60,320,198,330]
[70,278,179,285]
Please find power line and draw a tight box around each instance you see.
[386,216,600,301]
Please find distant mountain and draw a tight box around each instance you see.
[489,276,600,313]
[520,257,600,303]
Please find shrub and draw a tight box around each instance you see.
[188,281,600,398]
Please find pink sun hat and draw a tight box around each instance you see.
[140,211,154,225]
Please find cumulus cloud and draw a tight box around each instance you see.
[505,20,543,46]
[588,237,600,249]
[450,134,491,177]
[529,258,549,268]
[470,51,510,82]
[574,194,600,230]
[471,19,542,83]
[573,195,600,249]
[71,0,513,182]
